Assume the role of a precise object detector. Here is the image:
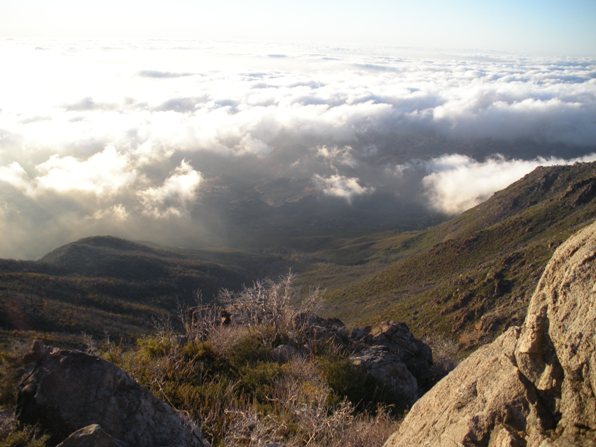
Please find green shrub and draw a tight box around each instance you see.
[0,425,49,447]
[0,347,27,410]
[319,356,403,413]
[225,332,272,367]
[136,335,176,359]
[238,362,283,402]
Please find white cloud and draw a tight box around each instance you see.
[88,204,129,222]
[34,146,136,196]
[316,145,356,167]
[1,39,596,258]
[0,162,32,193]
[138,160,202,218]
[422,153,596,214]
[313,174,373,202]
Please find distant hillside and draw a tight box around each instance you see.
[317,162,596,351]
[0,237,288,342]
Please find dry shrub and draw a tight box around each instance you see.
[208,325,254,358]
[98,275,403,447]
[220,274,295,336]
[223,408,287,447]
[326,406,400,447]
[423,334,459,381]
[180,291,221,341]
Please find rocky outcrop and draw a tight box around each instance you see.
[17,343,209,447]
[384,221,596,447]
[289,313,433,406]
[351,345,420,405]
[350,321,434,405]
[290,312,350,344]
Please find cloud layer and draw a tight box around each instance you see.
[0,40,595,258]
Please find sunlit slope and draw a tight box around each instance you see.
[321,162,596,350]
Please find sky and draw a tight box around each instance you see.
[1,0,596,56]
[0,2,595,259]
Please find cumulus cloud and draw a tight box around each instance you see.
[313,174,374,202]
[422,153,596,214]
[0,39,595,258]
[0,162,32,194]
[35,146,136,196]
[88,204,129,222]
[138,160,203,218]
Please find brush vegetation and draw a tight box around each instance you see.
[1,276,408,447]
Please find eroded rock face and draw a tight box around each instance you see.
[17,345,209,447]
[384,221,596,447]
[515,220,596,444]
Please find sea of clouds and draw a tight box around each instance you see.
[0,39,595,258]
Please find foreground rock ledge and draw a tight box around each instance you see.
[384,221,596,447]
[17,343,209,447]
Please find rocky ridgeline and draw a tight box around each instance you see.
[384,221,596,447]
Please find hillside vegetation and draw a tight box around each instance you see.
[1,278,407,447]
[0,236,288,345]
[318,162,595,351]
[0,163,594,355]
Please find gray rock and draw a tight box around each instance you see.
[349,321,434,406]
[351,345,419,405]
[56,424,125,447]
[515,220,596,444]
[367,321,434,389]
[291,312,349,343]
[270,344,300,362]
[384,221,596,447]
[17,346,209,447]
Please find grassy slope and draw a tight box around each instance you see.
[312,162,595,351]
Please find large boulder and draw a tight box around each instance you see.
[384,221,596,447]
[16,344,209,447]
[351,345,420,405]
[350,321,434,406]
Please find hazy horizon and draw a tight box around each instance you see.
[2,0,596,57]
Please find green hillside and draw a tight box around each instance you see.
[312,162,595,351]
